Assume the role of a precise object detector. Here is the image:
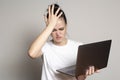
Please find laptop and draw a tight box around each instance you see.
[56,39,112,77]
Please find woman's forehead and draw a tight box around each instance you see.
[55,18,66,28]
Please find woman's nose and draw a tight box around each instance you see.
[56,31,60,35]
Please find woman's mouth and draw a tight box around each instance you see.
[56,37,62,40]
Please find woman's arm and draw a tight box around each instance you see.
[28,5,62,58]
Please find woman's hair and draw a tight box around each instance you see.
[46,4,67,24]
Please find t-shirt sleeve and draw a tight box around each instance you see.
[41,42,49,54]
[79,42,83,45]
[75,41,83,47]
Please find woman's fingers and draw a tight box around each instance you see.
[95,69,100,73]
[51,4,54,15]
[58,12,63,18]
[91,66,95,74]
[55,7,60,16]
[48,5,51,18]
[45,4,63,27]
[44,15,48,25]
[86,69,89,75]
[86,66,95,75]
[50,4,62,18]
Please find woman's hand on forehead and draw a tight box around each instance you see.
[44,4,63,27]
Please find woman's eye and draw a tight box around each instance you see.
[52,29,57,32]
[59,28,64,31]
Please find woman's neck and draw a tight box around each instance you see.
[52,38,68,46]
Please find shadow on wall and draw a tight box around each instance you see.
[0,22,44,80]
[14,23,43,80]
[22,24,43,80]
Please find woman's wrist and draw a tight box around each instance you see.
[77,75,86,80]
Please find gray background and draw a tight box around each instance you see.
[0,0,120,80]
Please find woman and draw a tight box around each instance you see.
[28,4,99,80]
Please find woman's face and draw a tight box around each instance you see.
[51,18,67,45]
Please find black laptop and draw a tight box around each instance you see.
[56,40,112,77]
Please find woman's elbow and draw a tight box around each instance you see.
[28,50,37,59]
[28,50,41,59]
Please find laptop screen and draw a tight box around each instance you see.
[75,40,112,76]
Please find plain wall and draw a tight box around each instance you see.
[0,0,120,80]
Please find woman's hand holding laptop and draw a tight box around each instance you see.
[77,66,100,80]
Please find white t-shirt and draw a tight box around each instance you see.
[41,39,83,80]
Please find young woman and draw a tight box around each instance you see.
[28,4,99,80]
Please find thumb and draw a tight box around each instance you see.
[95,69,101,73]
[44,15,48,25]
